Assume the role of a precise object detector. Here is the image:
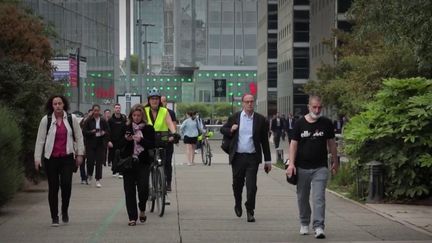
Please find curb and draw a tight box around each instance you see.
[272,164,432,237]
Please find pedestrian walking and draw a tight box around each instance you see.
[34,95,85,226]
[286,113,296,144]
[120,104,155,226]
[270,112,284,149]
[180,111,203,166]
[82,104,110,188]
[220,94,272,222]
[286,95,339,239]
[79,108,93,184]
[108,103,127,178]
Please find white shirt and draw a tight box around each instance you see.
[236,111,255,153]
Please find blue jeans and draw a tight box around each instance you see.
[296,167,329,229]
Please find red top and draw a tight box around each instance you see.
[51,120,68,158]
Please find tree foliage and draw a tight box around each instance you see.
[304,0,432,117]
[0,3,53,76]
[0,3,62,181]
[0,105,23,206]
[344,78,432,200]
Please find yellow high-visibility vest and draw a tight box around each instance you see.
[145,106,169,132]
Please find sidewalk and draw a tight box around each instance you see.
[0,141,431,242]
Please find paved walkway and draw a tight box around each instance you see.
[0,141,431,242]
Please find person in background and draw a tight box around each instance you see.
[161,95,177,192]
[108,103,127,178]
[180,111,203,166]
[121,104,155,226]
[270,112,284,149]
[79,108,93,184]
[220,94,271,223]
[82,104,110,188]
[34,95,85,226]
[286,95,339,239]
[286,113,296,144]
[194,112,206,154]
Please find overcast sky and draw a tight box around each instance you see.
[119,1,133,60]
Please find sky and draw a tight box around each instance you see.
[119,1,133,60]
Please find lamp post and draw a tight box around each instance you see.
[143,41,158,75]
[137,22,155,96]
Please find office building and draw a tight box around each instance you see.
[257,0,278,117]
[23,0,120,111]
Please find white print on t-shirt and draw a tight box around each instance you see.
[301,130,324,138]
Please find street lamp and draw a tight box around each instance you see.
[143,41,158,75]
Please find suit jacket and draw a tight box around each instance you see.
[221,111,271,164]
[271,117,284,132]
[82,117,110,149]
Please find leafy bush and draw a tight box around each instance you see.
[0,105,23,206]
[344,78,432,200]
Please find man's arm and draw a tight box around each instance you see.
[327,138,339,174]
[220,114,235,137]
[287,140,298,176]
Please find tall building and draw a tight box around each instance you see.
[310,0,352,81]
[257,0,278,117]
[275,0,309,117]
[22,0,120,111]
[134,0,164,74]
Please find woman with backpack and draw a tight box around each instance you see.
[34,95,85,226]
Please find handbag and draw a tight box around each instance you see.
[284,159,297,185]
[112,149,134,173]
[221,135,232,154]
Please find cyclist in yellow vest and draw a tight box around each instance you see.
[144,88,177,136]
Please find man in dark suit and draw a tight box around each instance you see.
[270,112,284,149]
[286,113,296,144]
[221,94,272,222]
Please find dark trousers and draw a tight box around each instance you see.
[80,156,87,181]
[273,130,282,148]
[44,154,75,220]
[165,143,173,186]
[232,153,259,211]
[108,141,121,172]
[123,160,150,221]
[86,140,105,180]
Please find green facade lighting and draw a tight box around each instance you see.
[167,95,171,99]
[237,73,241,77]
[206,73,210,77]
[230,73,233,77]
[97,73,102,77]
[228,82,233,87]
[91,92,95,96]
[181,78,184,82]
[229,92,233,96]
[253,73,257,77]
[107,73,112,77]
[174,79,177,82]
[174,95,177,99]
[237,92,242,96]
[237,102,241,105]
[91,82,95,87]
[160,78,163,82]
[198,73,202,77]
[174,87,177,90]
[132,78,135,82]
[167,78,170,82]
[167,87,170,90]
[188,78,192,82]
[213,73,217,77]
[222,73,226,77]
[245,73,249,77]
[146,78,150,81]
[237,82,241,86]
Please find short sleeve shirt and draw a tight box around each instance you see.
[292,116,335,169]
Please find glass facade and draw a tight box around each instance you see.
[174,0,258,68]
[134,0,164,74]
[23,0,119,109]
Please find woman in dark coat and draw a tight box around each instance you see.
[120,104,155,226]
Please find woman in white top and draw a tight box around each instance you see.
[180,111,204,165]
[34,95,85,226]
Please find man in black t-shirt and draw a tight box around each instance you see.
[161,96,177,192]
[286,95,339,239]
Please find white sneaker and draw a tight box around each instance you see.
[299,225,309,235]
[194,150,199,154]
[112,173,118,177]
[118,175,123,179]
[96,181,102,188]
[314,227,325,239]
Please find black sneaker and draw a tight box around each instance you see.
[62,213,69,224]
[51,218,60,227]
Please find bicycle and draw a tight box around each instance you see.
[198,131,213,166]
[148,133,168,217]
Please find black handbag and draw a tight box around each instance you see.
[112,149,134,173]
[221,135,232,154]
[285,160,297,185]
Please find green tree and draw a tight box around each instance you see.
[344,78,432,200]
[176,103,210,120]
[305,1,432,116]
[122,54,144,74]
[0,3,62,181]
[213,103,232,117]
[0,105,23,206]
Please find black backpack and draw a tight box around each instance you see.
[46,113,75,140]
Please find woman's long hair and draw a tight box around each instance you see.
[127,104,147,126]
[45,95,70,114]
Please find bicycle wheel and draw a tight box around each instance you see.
[206,142,212,166]
[149,169,156,212]
[155,166,166,217]
[200,142,206,165]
